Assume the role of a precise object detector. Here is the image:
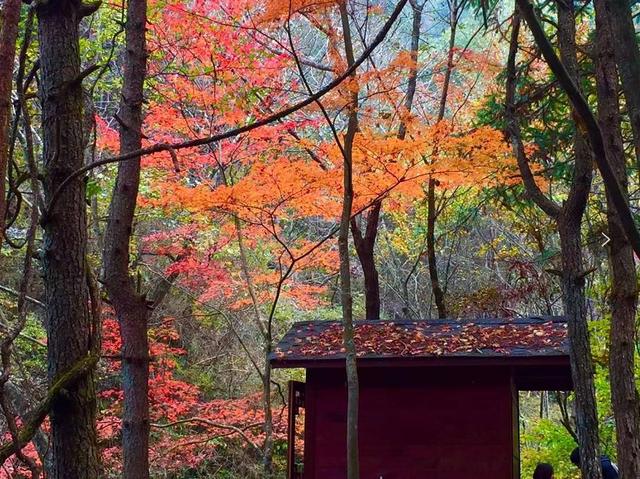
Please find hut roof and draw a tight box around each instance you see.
[270,316,569,369]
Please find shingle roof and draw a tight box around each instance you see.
[270,316,568,367]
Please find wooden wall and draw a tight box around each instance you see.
[302,366,516,479]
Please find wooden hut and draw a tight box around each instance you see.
[270,316,572,479]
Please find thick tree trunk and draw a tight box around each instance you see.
[558,220,602,479]
[605,0,640,169]
[507,5,601,478]
[36,2,99,478]
[556,3,601,477]
[594,2,640,476]
[0,0,21,252]
[102,0,150,477]
[116,301,151,479]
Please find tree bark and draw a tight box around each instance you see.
[350,208,381,320]
[426,178,445,318]
[425,0,458,319]
[0,0,21,253]
[36,1,99,477]
[553,5,601,477]
[233,216,274,475]
[261,350,273,476]
[605,0,640,170]
[558,221,602,479]
[594,2,640,476]
[398,0,422,141]
[339,3,359,478]
[506,5,602,479]
[102,0,150,477]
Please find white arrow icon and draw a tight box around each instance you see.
[602,232,611,247]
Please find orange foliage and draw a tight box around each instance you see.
[93,0,522,329]
[260,0,339,22]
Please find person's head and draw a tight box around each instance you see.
[570,447,580,467]
[533,463,554,479]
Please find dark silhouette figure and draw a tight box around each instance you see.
[533,462,554,479]
[570,447,619,479]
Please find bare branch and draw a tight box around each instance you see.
[0,285,44,309]
[151,418,263,453]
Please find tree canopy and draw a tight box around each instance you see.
[0,0,639,478]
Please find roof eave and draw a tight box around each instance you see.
[270,353,570,369]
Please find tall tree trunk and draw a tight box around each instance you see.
[36,1,100,477]
[339,3,359,477]
[558,221,602,479]
[506,5,601,478]
[594,2,640,476]
[398,0,422,142]
[605,0,640,169]
[262,351,273,476]
[555,4,601,477]
[349,0,423,321]
[0,0,21,253]
[235,216,274,476]
[231,211,275,477]
[102,0,150,477]
[426,0,458,319]
[426,177,445,318]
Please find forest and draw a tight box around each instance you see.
[0,0,639,477]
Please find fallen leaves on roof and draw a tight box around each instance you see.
[273,319,568,360]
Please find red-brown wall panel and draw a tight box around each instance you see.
[304,367,515,479]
